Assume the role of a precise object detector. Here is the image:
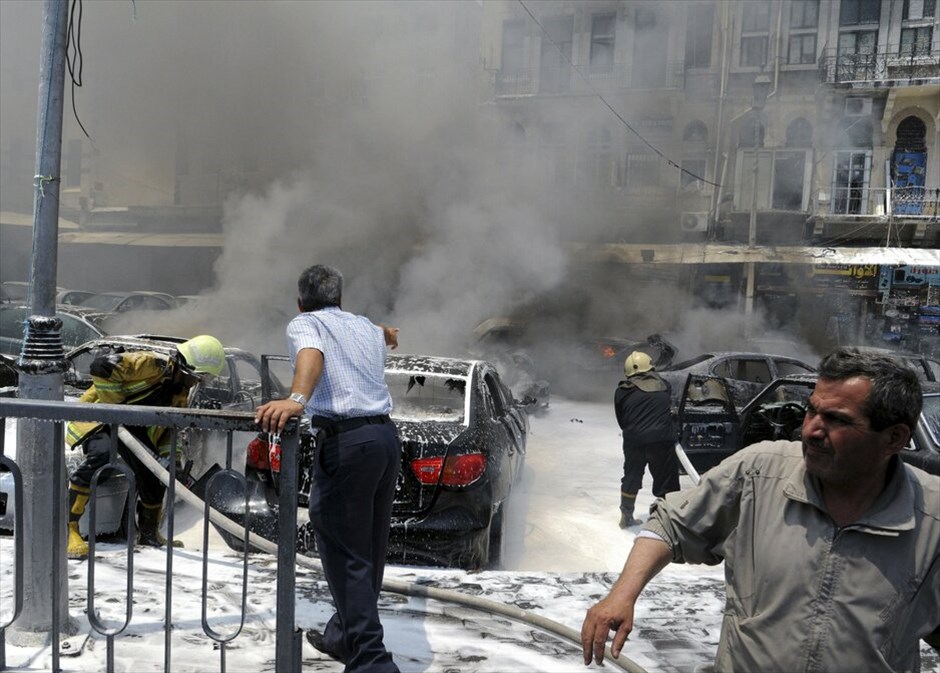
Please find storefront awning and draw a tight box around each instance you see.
[565,243,940,267]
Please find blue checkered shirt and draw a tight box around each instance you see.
[286,306,392,420]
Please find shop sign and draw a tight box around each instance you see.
[878,265,940,291]
[809,264,879,290]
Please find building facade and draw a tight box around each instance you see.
[479,0,939,354]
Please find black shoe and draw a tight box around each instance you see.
[306,629,347,664]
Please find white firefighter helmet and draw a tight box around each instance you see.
[624,350,654,377]
[177,335,225,377]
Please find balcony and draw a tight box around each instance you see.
[493,61,688,97]
[811,186,939,246]
[818,46,940,87]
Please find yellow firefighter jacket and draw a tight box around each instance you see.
[66,351,191,454]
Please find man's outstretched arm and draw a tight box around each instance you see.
[580,536,673,666]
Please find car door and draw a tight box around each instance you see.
[482,369,525,486]
[675,374,741,474]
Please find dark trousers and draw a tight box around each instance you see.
[308,422,401,673]
[70,427,165,506]
[621,439,680,502]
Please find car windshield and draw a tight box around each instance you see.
[386,371,467,423]
[80,294,125,311]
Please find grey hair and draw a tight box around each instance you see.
[298,264,343,312]
[817,347,922,430]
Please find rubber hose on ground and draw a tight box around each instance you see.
[117,426,647,673]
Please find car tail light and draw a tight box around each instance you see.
[411,453,486,487]
[246,436,271,470]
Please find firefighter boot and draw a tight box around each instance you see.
[67,485,90,559]
[619,492,641,529]
[136,501,184,548]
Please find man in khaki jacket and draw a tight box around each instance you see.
[582,347,940,672]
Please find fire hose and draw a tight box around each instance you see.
[117,426,648,673]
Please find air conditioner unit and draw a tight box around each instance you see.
[844,97,872,117]
[680,212,709,234]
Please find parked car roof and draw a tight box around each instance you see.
[80,291,177,313]
[0,304,113,357]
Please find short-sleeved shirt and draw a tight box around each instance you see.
[286,306,392,420]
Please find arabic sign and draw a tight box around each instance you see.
[878,265,940,291]
[808,264,879,290]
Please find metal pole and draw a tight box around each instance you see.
[275,426,301,672]
[744,110,760,338]
[9,0,76,649]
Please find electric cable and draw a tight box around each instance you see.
[517,0,721,189]
[66,0,90,139]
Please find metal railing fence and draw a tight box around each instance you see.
[0,397,302,673]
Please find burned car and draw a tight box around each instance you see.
[63,334,287,410]
[2,335,286,538]
[676,373,816,474]
[676,375,940,478]
[223,352,528,570]
[660,351,817,411]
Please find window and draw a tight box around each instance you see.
[831,150,872,214]
[774,359,815,376]
[772,151,807,210]
[734,148,811,212]
[840,0,881,25]
[900,26,933,56]
[539,15,573,93]
[624,153,660,189]
[501,19,525,76]
[788,34,817,64]
[712,358,772,384]
[903,0,935,19]
[741,3,770,66]
[580,127,613,186]
[589,13,615,74]
[680,158,707,192]
[633,7,668,87]
[685,3,714,68]
[788,2,819,66]
[790,0,819,28]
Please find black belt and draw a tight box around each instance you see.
[311,414,391,438]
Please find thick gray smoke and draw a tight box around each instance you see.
[1,0,818,396]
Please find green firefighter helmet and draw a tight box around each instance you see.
[624,350,654,377]
[177,335,225,377]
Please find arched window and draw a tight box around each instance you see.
[785,118,813,147]
[683,120,708,143]
[895,116,926,152]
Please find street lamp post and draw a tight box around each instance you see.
[744,73,772,338]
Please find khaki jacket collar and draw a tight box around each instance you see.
[782,456,916,534]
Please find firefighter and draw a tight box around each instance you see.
[614,350,679,528]
[65,334,225,559]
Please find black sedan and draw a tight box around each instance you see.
[230,353,529,570]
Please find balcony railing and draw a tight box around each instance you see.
[824,186,940,218]
[494,61,688,97]
[818,46,940,85]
